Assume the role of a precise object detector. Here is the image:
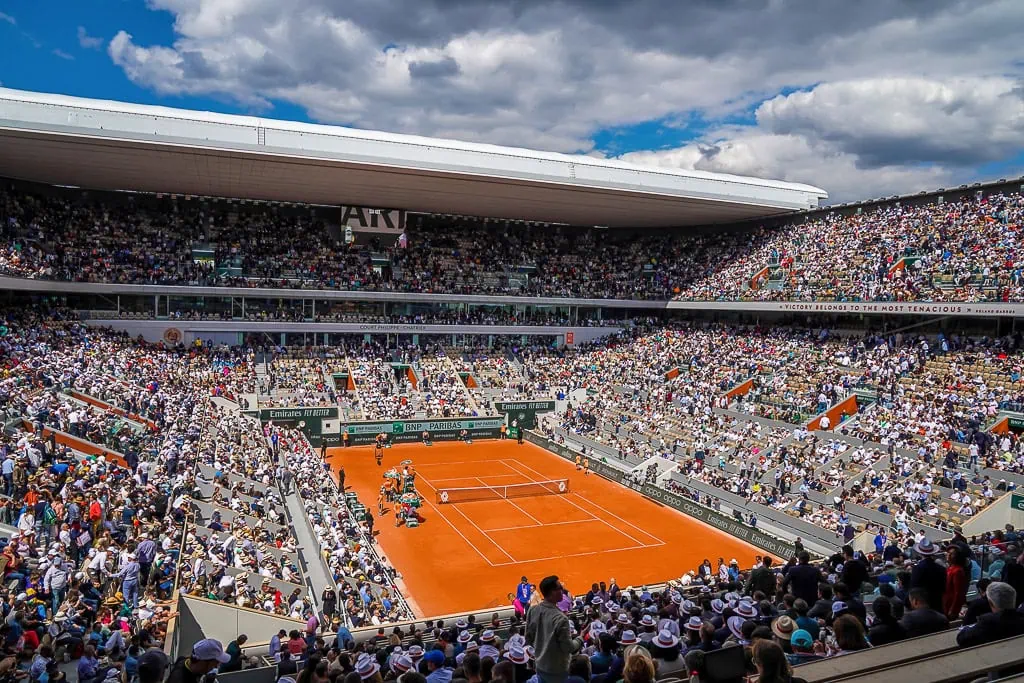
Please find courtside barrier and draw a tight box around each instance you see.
[525,432,797,559]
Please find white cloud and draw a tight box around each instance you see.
[621,129,954,204]
[756,77,1024,166]
[619,76,1024,203]
[103,0,1024,200]
[77,26,103,49]
[0,12,15,26]
[52,49,75,61]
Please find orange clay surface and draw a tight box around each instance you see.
[325,440,763,618]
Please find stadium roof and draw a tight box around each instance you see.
[0,88,827,228]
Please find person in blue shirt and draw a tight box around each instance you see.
[77,645,99,683]
[124,646,140,683]
[334,623,354,651]
[515,576,532,607]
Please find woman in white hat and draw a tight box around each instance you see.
[355,653,382,683]
[648,629,685,678]
[637,615,657,644]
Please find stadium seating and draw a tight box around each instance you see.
[2,180,1023,302]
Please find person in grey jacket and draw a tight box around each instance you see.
[526,576,575,683]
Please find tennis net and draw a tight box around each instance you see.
[436,479,570,504]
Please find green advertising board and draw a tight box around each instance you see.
[258,406,340,446]
[1012,493,1024,512]
[339,417,506,445]
[524,432,796,559]
[259,407,339,421]
[494,400,557,429]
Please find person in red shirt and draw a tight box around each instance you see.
[89,498,104,538]
[944,545,970,621]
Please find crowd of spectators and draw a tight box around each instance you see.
[237,527,1024,683]
[5,296,1024,682]
[4,181,1024,302]
[0,306,251,683]
[278,428,412,626]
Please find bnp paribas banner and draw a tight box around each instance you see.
[340,417,506,444]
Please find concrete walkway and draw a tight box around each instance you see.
[283,487,335,615]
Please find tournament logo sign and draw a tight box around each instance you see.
[163,328,182,345]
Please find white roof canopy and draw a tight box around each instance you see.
[0,88,826,228]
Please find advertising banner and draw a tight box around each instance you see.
[339,417,505,445]
[259,407,339,421]
[494,400,557,429]
[340,206,406,234]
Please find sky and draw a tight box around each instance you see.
[1,0,1023,203]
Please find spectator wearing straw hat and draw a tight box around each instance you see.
[355,653,384,683]
[648,629,685,678]
[621,614,646,643]
[771,615,796,651]
[478,631,500,662]
[505,644,532,681]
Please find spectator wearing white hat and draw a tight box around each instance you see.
[648,629,684,678]
[355,653,383,683]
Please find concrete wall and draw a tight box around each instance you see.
[961,492,1024,536]
[218,666,278,683]
[177,595,306,658]
[85,319,622,345]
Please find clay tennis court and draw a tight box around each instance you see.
[326,440,764,617]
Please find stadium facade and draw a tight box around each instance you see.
[3,88,1023,347]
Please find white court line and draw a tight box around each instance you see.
[485,518,606,533]
[408,480,498,568]
[474,477,544,527]
[418,473,518,563]
[428,474,525,483]
[508,457,667,546]
[491,542,654,567]
[500,459,649,547]
[414,459,512,467]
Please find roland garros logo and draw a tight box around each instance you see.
[163,328,182,344]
